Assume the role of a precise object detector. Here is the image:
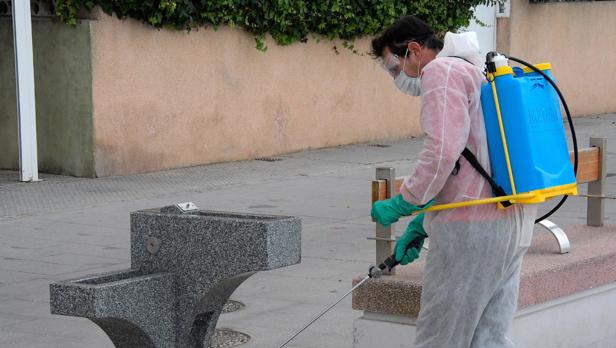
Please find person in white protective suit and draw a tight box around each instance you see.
[370,15,537,348]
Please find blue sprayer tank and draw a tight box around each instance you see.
[480,60,577,204]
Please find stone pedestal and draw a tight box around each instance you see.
[352,225,616,347]
[50,204,301,347]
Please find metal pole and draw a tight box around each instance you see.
[12,0,39,182]
[587,137,607,226]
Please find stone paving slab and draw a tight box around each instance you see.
[0,278,55,302]
[0,311,39,328]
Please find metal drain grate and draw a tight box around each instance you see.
[210,328,251,347]
[368,144,391,148]
[256,157,283,162]
[222,300,245,313]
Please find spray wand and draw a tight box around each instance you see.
[277,238,422,348]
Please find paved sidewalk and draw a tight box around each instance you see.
[1,115,615,347]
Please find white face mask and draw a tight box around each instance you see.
[394,48,421,96]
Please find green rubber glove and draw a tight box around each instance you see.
[371,194,429,227]
[395,213,428,265]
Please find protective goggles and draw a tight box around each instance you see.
[377,53,401,78]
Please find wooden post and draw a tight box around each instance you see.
[375,167,396,275]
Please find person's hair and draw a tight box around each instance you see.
[371,15,443,58]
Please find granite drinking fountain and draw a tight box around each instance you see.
[49,203,301,347]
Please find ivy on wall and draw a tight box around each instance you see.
[52,0,502,51]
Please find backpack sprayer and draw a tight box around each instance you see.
[278,52,578,347]
[415,53,578,223]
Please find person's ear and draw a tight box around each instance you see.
[406,41,420,57]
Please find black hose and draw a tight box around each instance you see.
[503,55,579,224]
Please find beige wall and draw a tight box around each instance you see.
[91,2,616,177]
[89,15,421,176]
[499,0,616,117]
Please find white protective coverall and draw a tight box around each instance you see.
[399,32,538,347]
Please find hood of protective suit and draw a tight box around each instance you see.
[436,31,484,67]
